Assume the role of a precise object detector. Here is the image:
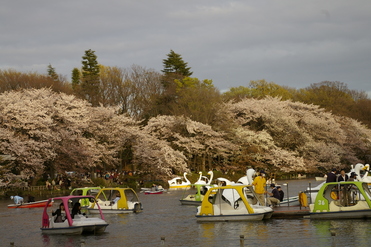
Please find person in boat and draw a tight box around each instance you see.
[110,193,121,205]
[337,169,349,182]
[10,195,24,204]
[326,168,337,183]
[52,203,65,223]
[28,194,35,203]
[252,170,267,206]
[200,186,208,195]
[152,184,159,191]
[266,184,281,207]
[71,202,84,218]
[277,186,284,201]
[348,172,358,181]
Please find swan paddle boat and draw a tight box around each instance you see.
[168,172,191,190]
[8,199,52,209]
[88,187,142,214]
[180,184,211,206]
[41,195,108,235]
[217,168,300,207]
[70,187,101,206]
[309,181,371,219]
[196,184,273,222]
[194,171,214,185]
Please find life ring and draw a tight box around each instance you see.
[330,191,338,200]
[133,203,142,213]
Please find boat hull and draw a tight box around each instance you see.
[80,224,108,233]
[41,226,83,235]
[169,185,191,190]
[8,200,52,208]
[179,199,202,206]
[88,208,135,214]
[144,191,164,195]
[196,212,271,222]
[309,209,371,219]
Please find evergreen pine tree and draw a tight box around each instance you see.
[81,49,100,106]
[162,50,193,77]
[71,68,81,91]
[47,64,59,81]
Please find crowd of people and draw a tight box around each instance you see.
[325,168,358,183]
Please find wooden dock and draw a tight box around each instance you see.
[271,205,310,219]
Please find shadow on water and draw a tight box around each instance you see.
[1,179,371,246]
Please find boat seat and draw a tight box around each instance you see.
[213,201,248,215]
[50,217,69,228]
[329,200,369,211]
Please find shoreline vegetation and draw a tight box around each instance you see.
[2,59,371,191]
[0,171,319,200]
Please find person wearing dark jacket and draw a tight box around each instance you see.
[52,203,65,222]
[337,169,349,182]
[326,168,337,183]
[71,202,82,219]
[267,184,281,207]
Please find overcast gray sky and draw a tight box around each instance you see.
[1,0,371,94]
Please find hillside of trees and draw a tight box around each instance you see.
[1,49,371,187]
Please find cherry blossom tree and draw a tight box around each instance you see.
[143,115,238,173]
[222,96,371,173]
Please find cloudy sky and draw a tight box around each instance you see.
[1,0,371,94]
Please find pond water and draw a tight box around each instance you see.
[1,179,370,247]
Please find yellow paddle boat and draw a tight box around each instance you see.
[88,187,142,214]
[196,184,273,222]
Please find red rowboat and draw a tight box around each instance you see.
[8,200,53,208]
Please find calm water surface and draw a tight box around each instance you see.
[1,179,371,247]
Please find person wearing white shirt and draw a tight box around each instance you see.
[10,195,24,204]
[110,193,120,205]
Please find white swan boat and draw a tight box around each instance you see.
[194,171,214,185]
[41,195,108,235]
[168,172,191,190]
[218,168,300,206]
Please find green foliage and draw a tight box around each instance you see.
[47,64,59,81]
[71,68,81,91]
[162,50,193,77]
[222,86,253,102]
[174,78,222,125]
[82,49,100,77]
[294,81,355,117]
[223,79,294,102]
[81,49,100,106]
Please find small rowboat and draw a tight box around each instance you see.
[144,190,164,195]
[8,199,52,209]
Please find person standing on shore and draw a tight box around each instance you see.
[252,170,267,206]
[337,169,348,182]
[326,168,337,183]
